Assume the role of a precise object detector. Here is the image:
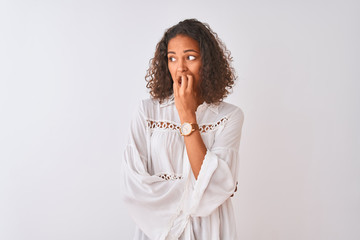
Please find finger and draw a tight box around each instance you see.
[173,75,180,96]
[180,74,188,92]
[173,82,178,97]
[186,74,194,92]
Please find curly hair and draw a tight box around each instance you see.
[145,18,236,104]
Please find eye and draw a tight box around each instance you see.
[187,55,196,61]
[168,56,176,62]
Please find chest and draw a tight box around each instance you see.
[145,118,223,175]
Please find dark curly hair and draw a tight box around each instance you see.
[145,18,236,104]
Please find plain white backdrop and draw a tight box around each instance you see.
[1,0,359,239]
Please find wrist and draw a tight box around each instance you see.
[180,112,197,124]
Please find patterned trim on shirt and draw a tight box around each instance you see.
[157,173,183,180]
[146,117,229,134]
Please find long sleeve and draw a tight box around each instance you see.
[121,99,244,239]
[189,107,244,217]
[121,101,188,240]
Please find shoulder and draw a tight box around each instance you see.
[138,97,175,120]
[139,98,158,110]
[136,97,163,111]
[217,101,244,122]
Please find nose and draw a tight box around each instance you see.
[177,59,187,73]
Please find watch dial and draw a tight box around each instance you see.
[182,123,192,135]
[184,124,191,133]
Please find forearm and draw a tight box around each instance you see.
[180,114,206,179]
[173,73,207,179]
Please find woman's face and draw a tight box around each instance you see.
[167,35,201,90]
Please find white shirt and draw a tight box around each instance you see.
[121,96,244,240]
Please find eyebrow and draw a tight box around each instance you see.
[167,49,200,54]
[184,49,199,53]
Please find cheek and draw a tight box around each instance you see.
[195,63,201,74]
[168,65,175,79]
[193,65,201,78]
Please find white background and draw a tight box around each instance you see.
[1,0,359,239]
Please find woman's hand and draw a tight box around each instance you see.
[173,74,198,123]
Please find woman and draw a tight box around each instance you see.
[121,19,244,240]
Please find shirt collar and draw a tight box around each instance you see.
[159,95,219,115]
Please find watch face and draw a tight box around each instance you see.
[181,123,192,135]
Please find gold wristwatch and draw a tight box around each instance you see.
[180,122,199,136]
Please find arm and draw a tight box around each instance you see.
[173,74,206,179]
[190,108,244,216]
[121,100,189,240]
[174,74,244,217]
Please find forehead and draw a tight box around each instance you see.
[167,35,200,51]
